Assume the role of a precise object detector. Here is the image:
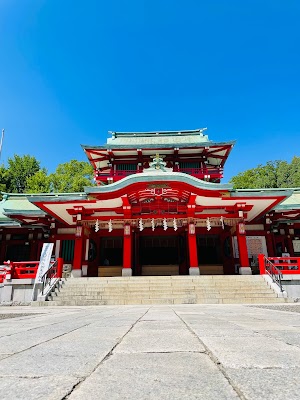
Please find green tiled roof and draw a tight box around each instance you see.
[0,193,46,226]
[27,192,87,203]
[1,187,300,227]
[81,140,235,150]
[274,190,300,210]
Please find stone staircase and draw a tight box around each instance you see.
[35,275,288,306]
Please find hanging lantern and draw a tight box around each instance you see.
[173,218,178,231]
[163,218,168,231]
[238,222,245,235]
[220,216,224,230]
[75,225,82,237]
[151,218,155,231]
[189,223,195,235]
[124,224,131,236]
[108,219,113,232]
[206,217,211,231]
[139,218,144,231]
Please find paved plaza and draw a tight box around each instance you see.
[0,304,300,399]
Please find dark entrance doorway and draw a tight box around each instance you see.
[100,237,123,266]
[139,235,179,275]
[197,234,223,274]
[95,236,123,277]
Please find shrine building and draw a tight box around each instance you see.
[1,128,300,277]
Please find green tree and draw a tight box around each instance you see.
[230,157,300,189]
[288,156,300,186]
[276,160,292,187]
[0,164,10,193]
[25,169,51,193]
[7,155,41,193]
[49,160,95,192]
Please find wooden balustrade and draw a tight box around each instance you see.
[258,254,300,275]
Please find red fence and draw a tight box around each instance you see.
[4,261,40,279]
[0,259,64,282]
[179,168,223,179]
[258,254,300,274]
[95,167,223,182]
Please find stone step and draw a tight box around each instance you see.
[62,288,269,293]
[46,297,286,306]
[62,282,272,288]
[53,293,278,301]
[61,287,272,293]
[64,281,268,288]
[66,276,263,282]
[59,292,275,298]
[66,276,263,283]
[38,275,286,306]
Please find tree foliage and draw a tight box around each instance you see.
[230,157,300,189]
[6,155,41,193]
[49,160,94,192]
[0,156,95,195]
[0,165,10,193]
[25,169,51,193]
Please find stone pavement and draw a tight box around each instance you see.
[0,304,300,399]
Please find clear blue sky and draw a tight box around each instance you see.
[0,0,299,181]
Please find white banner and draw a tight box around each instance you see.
[35,243,54,283]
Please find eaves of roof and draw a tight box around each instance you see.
[81,140,236,151]
[27,193,88,203]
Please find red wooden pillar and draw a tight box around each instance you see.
[188,223,199,275]
[258,254,266,274]
[57,257,64,278]
[236,223,251,275]
[122,224,132,276]
[72,225,84,277]
[265,232,274,257]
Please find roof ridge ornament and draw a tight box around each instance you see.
[149,153,167,171]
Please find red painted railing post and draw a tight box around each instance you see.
[4,261,14,279]
[57,258,63,278]
[258,254,266,274]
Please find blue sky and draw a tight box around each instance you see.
[0,0,299,181]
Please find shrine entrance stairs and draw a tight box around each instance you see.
[34,275,288,306]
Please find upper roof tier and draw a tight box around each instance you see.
[83,128,235,148]
[82,128,236,185]
[106,128,211,146]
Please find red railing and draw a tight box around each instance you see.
[258,254,300,275]
[95,170,137,177]
[2,259,64,281]
[4,261,39,279]
[95,167,223,182]
[0,266,6,283]
[95,170,140,182]
[179,168,223,179]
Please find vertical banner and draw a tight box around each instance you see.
[35,243,54,283]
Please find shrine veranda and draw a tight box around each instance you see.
[1,129,300,277]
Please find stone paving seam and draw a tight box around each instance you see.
[0,315,90,340]
[0,321,92,361]
[173,308,248,400]
[0,316,84,339]
[62,306,152,399]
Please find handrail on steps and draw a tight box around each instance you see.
[38,258,64,301]
[258,254,283,292]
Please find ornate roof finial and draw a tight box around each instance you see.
[149,153,166,171]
